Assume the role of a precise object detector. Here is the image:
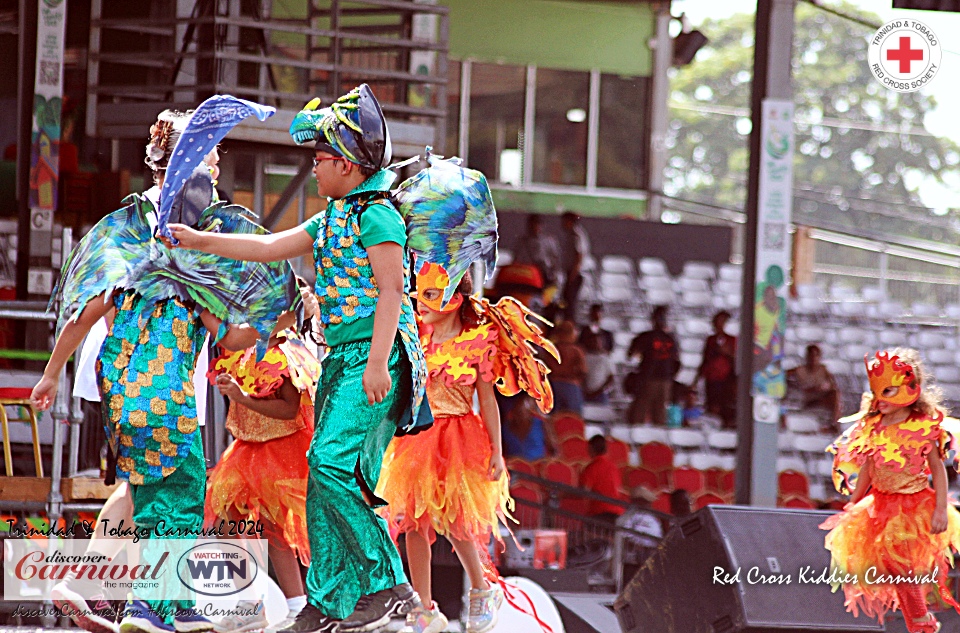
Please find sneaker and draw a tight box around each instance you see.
[175,607,215,633]
[214,601,267,633]
[465,585,503,633]
[272,604,339,633]
[339,584,421,632]
[400,602,447,633]
[120,600,175,633]
[52,579,120,633]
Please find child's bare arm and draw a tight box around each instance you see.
[199,310,260,351]
[31,290,116,410]
[216,374,301,420]
[168,224,314,262]
[928,448,949,534]
[477,378,505,480]
[849,459,873,504]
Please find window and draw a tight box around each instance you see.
[597,74,649,190]
[468,63,526,185]
[533,69,589,186]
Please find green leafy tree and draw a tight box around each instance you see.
[664,2,960,244]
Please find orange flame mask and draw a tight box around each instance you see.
[415,261,463,313]
[865,351,921,407]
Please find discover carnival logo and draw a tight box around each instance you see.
[868,18,941,93]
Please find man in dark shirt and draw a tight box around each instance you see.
[627,305,679,425]
[578,303,614,353]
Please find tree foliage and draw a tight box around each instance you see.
[664,2,960,243]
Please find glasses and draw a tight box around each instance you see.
[313,156,343,167]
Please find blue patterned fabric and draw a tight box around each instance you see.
[158,95,275,240]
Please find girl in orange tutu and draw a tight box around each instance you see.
[376,262,556,633]
[204,293,322,633]
[821,348,960,633]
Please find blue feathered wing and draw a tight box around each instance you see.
[394,151,499,307]
[53,196,298,345]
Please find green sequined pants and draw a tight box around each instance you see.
[305,337,411,619]
[130,432,206,622]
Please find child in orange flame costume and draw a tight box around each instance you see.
[820,348,960,633]
[204,307,322,633]
[376,262,557,633]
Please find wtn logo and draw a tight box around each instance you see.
[177,542,262,597]
[186,558,247,581]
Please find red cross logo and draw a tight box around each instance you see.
[887,36,924,74]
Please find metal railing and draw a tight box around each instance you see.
[86,0,449,142]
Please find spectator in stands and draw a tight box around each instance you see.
[583,330,615,404]
[491,263,545,313]
[669,489,693,517]
[544,320,587,414]
[513,213,561,294]
[626,305,680,425]
[615,486,663,581]
[579,303,614,353]
[787,344,841,429]
[502,394,555,461]
[559,212,591,322]
[580,435,627,523]
[696,310,738,429]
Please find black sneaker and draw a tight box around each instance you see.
[338,584,421,632]
[272,605,339,633]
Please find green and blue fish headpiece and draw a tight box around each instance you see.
[289,84,392,172]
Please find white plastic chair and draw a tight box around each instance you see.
[668,428,706,450]
[706,430,737,451]
[609,425,632,444]
[776,456,807,473]
[601,255,635,276]
[646,288,675,306]
[680,352,702,369]
[631,425,669,445]
[682,261,716,280]
[718,263,742,281]
[928,348,954,365]
[638,258,668,277]
[639,275,672,291]
[785,413,819,434]
[689,452,722,470]
[793,433,831,456]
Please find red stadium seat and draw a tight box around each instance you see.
[539,459,577,487]
[510,484,543,529]
[672,466,706,496]
[559,436,591,462]
[781,495,816,509]
[652,491,673,514]
[623,466,660,491]
[553,413,586,441]
[607,439,632,468]
[778,469,810,497]
[639,441,674,472]
[694,492,725,510]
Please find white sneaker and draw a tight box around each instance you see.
[214,601,268,633]
[400,601,448,633]
[465,585,503,633]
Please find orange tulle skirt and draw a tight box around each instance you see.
[205,426,312,566]
[820,488,960,622]
[377,412,514,546]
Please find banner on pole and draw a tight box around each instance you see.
[752,99,794,399]
[28,0,67,212]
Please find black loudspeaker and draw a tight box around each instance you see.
[614,506,883,633]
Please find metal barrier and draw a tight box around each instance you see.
[509,470,672,592]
